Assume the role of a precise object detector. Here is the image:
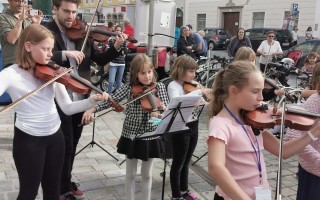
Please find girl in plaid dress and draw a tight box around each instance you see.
[82,54,169,200]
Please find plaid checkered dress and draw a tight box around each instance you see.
[95,82,169,140]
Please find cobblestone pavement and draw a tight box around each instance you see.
[0,105,299,200]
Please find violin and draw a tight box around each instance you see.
[183,81,202,94]
[244,104,320,131]
[34,63,124,112]
[132,83,163,111]
[65,19,138,43]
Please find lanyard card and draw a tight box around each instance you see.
[255,186,271,200]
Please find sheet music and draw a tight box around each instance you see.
[138,95,202,139]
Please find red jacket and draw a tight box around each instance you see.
[123,24,136,49]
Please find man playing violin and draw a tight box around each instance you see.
[45,0,126,199]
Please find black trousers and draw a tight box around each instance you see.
[13,127,64,200]
[214,193,224,200]
[170,121,199,198]
[260,63,266,73]
[57,104,84,194]
[155,66,168,82]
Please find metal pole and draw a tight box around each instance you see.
[147,0,156,57]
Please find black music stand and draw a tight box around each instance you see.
[76,113,118,161]
[135,95,202,200]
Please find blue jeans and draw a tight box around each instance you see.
[108,64,125,94]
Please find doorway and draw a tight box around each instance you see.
[224,12,239,36]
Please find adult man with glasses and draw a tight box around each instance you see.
[177,26,196,59]
[45,0,126,199]
[0,0,43,68]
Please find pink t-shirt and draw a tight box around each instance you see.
[286,93,320,177]
[208,116,269,200]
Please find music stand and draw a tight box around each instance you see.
[135,95,202,200]
[76,113,118,161]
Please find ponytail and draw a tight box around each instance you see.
[208,61,259,118]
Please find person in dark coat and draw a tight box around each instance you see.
[227,28,252,58]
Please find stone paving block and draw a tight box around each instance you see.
[74,172,106,182]
[104,169,126,178]
[79,179,106,191]
[190,181,214,193]
[72,165,94,174]
[101,176,125,187]
[6,170,18,179]
[84,188,117,200]
[0,180,13,192]
[188,173,205,184]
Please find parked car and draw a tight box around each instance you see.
[283,39,320,69]
[203,28,231,49]
[245,28,293,52]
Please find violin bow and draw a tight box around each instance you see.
[95,89,156,119]
[0,67,74,113]
[80,0,102,53]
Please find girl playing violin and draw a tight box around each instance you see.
[0,24,108,200]
[207,60,320,200]
[301,62,320,98]
[234,46,285,101]
[82,53,169,200]
[167,55,211,200]
[286,89,320,199]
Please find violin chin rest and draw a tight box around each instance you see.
[257,103,268,110]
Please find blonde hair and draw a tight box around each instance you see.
[234,47,256,63]
[310,62,320,91]
[198,30,205,37]
[129,54,157,86]
[16,24,54,70]
[208,61,260,118]
[170,55,197,81]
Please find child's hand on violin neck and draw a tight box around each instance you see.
[93,92,109,102]
[311,121,320,138]
[201,88,213,101]
[81,107,96,125]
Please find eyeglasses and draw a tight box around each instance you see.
[12,0,26,3]
[268,35,275,38]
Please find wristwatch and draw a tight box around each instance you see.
[307,131,318,141]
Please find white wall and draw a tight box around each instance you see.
[184,0,319,38]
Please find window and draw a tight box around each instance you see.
[197,14,206,31]
[91,0,94,4]
[85,0,88,4]
[252,12,265,28]
[107,0,112,3]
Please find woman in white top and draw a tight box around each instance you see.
[306,26,313,41]
[291,26,299,46]
[257,30,283,73]
[0,24,108,200]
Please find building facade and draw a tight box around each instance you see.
[176,0,320,38]
[78,0,136,27]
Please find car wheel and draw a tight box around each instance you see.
[100,74,110,92]
[208,42,215,50]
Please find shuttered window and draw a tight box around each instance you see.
[252,12,265,28]
[197,14,206,31]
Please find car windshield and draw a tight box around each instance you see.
[277,30,289,37]
[291,41,317,55]
[217,29,227,35]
